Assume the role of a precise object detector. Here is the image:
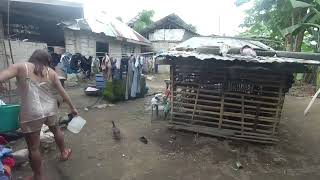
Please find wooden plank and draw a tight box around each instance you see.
[170,64,175,123]
[234,134,279,142]
[273,87,283,135]
[224,102,277,112]
[253,104,261,132]
[241,95,244,135]
[224,97,278,106]
[173,100,276,120]
[219,93,225,129]
[175,81,283,89]
[223,111,275,121]
[173,107,221,116]
[225,92,280,101]
[168,124,277,144]
[184,89,278,104]
[191,85,201,123]
[170,118,273,134]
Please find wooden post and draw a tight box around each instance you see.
[241,95,244,135]
[273,77,284,135]
[218,92,225,129]
[253,104,260,132]
[191,84,200,124]
[219,71,227,129]
[170,64,175,123]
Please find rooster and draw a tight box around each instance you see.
[112,121,121,140]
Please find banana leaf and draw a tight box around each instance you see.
[290,0,313,8]
[280,24,301,37]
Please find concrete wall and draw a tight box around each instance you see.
[0,40,47,70]
[109,40,122,59]
[65,29,142,59]
[64,29,96,57]
[149,29,185,41]
[152,41,180,53]
[135,44,141,54]
[3,41,47,64]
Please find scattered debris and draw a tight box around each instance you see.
[12,149,29,165]
[236,161,243,169]
[94,104,108,109]
[146,76,154,81]
[273,157,287,164]
[170,135,176,140]
[288,84,315,97]
[40,125,54,144]
[112,121,121,140]
[139,136,148,144]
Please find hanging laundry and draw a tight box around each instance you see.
[125,56,134,100]
[113,58,121,80]
[136,56,143,95]
[131,56,139,98]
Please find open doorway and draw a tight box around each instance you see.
[96,42,109,59]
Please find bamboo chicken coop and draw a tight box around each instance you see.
[156,37,320,144]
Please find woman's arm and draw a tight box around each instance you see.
[0,64,19,82]
[52,71,78,115]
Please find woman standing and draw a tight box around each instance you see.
[0,49,77,180]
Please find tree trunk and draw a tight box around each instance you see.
[294,30,305,52]
[285,34,293,51]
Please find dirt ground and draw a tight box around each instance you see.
[10,74,320,180]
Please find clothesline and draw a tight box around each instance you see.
[95,51,156,56]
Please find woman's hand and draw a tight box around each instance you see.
[70,108,78,116]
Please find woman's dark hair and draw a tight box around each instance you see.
[28,49,52,77]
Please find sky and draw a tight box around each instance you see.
[68,0,252,36]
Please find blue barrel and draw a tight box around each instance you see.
[96,74,105,89]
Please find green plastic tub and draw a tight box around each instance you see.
[0,104,20,133]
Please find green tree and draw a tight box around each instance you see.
[133,10,155,33]
[237,0,320,52]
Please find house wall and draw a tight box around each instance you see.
[64,29,96,57]
[109,39,122,59]
[152,41,180,53]
[149,29,185,41]
[64,29,144,61]
[3,41,47,64]
[0,40,47,70]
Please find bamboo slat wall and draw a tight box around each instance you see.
[170,63,293,144]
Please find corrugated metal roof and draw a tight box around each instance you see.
[61,13,151,46]
[174,36,274,51]
[156,51,320,65]
[140,13,199,35]
[156,36,320,65]
[11,0,82,7]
